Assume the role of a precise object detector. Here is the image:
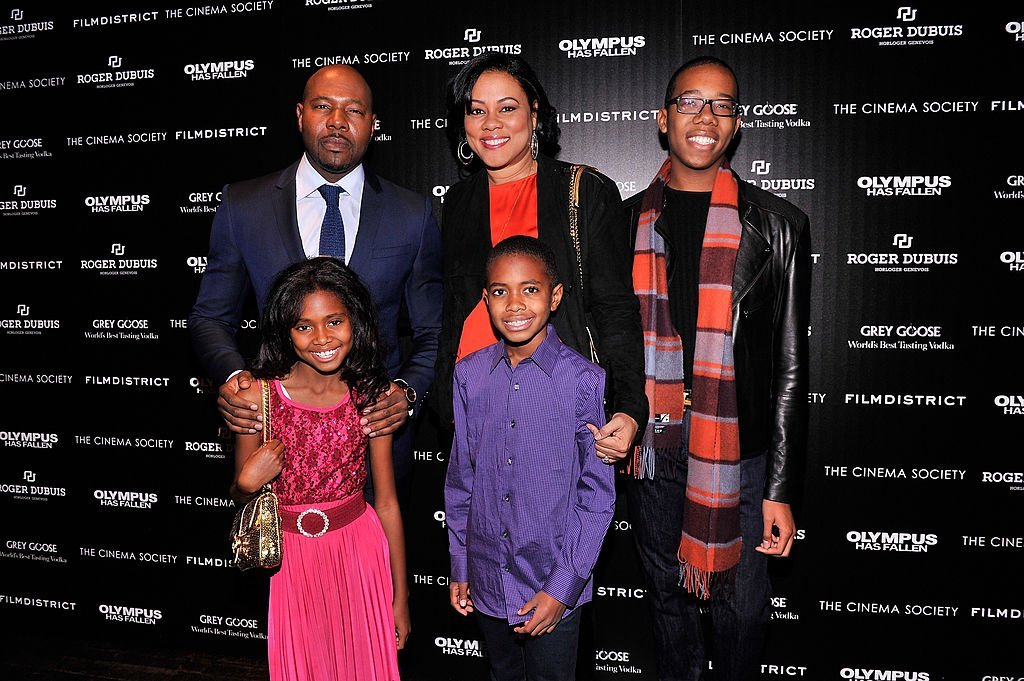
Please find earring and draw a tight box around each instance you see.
[530,129,539,160]
[457,139,474,166]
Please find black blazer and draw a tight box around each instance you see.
[188,160,444,478]
[624,174,811,504]
[432,155,647,428]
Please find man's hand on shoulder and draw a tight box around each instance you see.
[218,370,262,434]
[360,381,410,437]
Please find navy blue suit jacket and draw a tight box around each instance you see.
[189,160,443,478]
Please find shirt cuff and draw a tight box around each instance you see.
[450,554,469,583]
[542,564,588,608]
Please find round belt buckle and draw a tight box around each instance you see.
[296,508,329,538]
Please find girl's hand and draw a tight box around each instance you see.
[236,439,285,494]
[393,597,411,650]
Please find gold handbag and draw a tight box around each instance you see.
[230,379,282,571]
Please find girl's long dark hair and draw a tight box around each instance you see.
[251,257,390,409]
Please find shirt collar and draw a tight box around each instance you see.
[296,153,365,202]
[488,324,561,376]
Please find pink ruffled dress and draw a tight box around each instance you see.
[267,380,400,681]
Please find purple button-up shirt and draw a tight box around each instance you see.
[445,325,615,624]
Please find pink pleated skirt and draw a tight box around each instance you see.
[268,496,400,681]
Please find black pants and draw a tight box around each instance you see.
[475,607,583,681]
[627,435,772,680]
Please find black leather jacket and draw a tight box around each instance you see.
[624,174,810,504]
[432,156,647,429]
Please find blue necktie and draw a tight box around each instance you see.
[317,184,345,260]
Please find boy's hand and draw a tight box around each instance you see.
[449,582,474,616]
[755,500,796,557]
[587,412,638,464]
[514,591,566,636]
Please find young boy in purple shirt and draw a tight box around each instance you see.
[445,235,616,681]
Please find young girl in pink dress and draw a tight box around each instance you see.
[230,257,409,681]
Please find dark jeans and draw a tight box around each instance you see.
[475,607,582,681]
[627,415,771,681]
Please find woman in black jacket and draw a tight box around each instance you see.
[432,52,646,461]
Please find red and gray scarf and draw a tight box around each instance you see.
[631,157,743,598]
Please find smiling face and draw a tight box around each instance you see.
[658,63,741,191]
[296,65,376,183]
[483,252,563,363]
[464,70,538,184]
[289,289,353,375]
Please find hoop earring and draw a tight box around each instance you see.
[457,140,475,166]
[530,129,539,160]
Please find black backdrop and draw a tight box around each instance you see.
[2,2,1023,680]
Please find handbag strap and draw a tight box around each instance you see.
[567,164,599,364]
[568,164,587,296]
[260,379,273,444]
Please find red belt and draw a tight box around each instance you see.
[280,494,366,538]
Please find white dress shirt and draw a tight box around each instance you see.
[295,153,365,264]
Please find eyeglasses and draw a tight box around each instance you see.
[665,96,741,117]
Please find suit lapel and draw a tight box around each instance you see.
[272,161,305,263]
[349,168,383,274]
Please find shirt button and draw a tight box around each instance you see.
[502,529,509,538]
[507,457,513,466]
[503,494,510,502]
[504,565,510,573]
[513,383,519,391]
[510,419,516,428]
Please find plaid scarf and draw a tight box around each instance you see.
[631,157,743,598]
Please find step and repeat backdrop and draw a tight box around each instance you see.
[2,2,1022,679]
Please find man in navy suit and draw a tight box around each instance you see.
[189,64,442,505]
